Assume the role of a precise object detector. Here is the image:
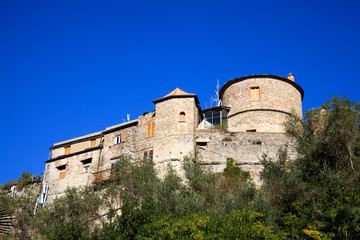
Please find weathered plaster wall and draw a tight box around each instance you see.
[51,137,102,158]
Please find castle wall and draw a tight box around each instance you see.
[153,97,199,176]
[196,129,297,184]
[100,125,138,171]
[44,149,101,199]
[43,76,304,199]
[221,77,302,132]
[135,112,156,156]
[51,135,102,158]
[94,113,156,181]
[230,110,288,132]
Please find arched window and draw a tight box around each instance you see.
[179,112,186,122]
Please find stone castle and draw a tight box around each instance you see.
[44,74,304,198]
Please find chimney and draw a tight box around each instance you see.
[287,73,295,81]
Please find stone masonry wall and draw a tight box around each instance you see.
[153,97,198,176]
[195,129,297,184]
[96,112,156,178]
[221,77,302,132]
[100,125,138,171]
[44,149,101,199]
[230,110,288,132]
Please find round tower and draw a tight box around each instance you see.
[219,74,304,132]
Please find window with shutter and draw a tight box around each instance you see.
[179,112,186,122]
[250,87,260,101]
[64,146,70,155]
[56,165,67,179]
[147,122,155,137]
[59,172,66,179]
[121,132,126,143]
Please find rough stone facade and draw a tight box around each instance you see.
[43,74,304,199]
[195,130,297,183]
[221,75,303,132]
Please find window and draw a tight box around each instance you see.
[204,111,221,128]
[90,139,96,148]
[250,87,260,101]
[143,150,153,160]
[64,146,70,155]
[110,157,120,168]
[56,165,66,179]
[246,129,257,132]
[83,165,90,173]
[81,158,92,173]
[179,112,186,122]
[59,172,65,179]
[147,122,155,137]
[114,132,126,144]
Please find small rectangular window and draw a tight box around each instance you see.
[83,165,90,173]
[246,129,257,132]
[143,150,153,160]
[110,157,120,168]
[64,146,70,155]
[250,87,260,101]
[56,165,67,179]
[115,132,126,144]
[59,172,66,179]
[115,135,121,144]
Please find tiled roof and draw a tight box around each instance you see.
[164,88,194,97]
[153,88,199,104]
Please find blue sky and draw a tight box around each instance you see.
[0,0,359,184]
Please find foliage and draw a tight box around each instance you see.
[260,96,360,239]
[137,210,285,240]
[210,123,228,131]
[0,171,42,191]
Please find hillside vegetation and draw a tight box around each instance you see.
[1,96,360,240]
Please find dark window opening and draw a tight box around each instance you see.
[56,165,66,171]
[246,129,257,132]
[143,150,153,160]
[81,158,92,165]
[197,142,207,147]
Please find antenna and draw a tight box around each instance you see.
[208,79,221,108]
[209,96,216,107]
[215,79,221,106]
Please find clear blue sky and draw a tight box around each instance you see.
[1,0,359,184]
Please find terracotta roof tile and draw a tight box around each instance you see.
[153,88,200,104]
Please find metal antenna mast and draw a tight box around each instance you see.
[215,79,221,106]
[208,79,222,108]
